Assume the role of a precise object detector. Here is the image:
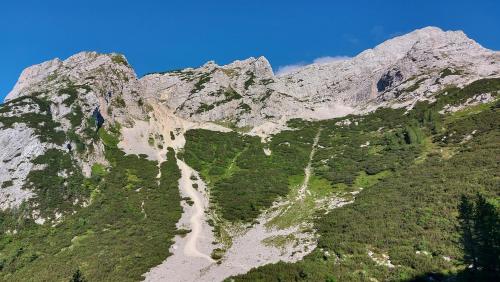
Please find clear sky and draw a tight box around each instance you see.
[1,0,499,101]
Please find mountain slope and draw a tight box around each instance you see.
[0,27,498,281]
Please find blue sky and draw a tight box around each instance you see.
[1,0,499,101]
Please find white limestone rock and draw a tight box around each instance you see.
[0,124,45,210]
[1,26,499,211]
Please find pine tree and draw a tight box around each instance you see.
[459,195,477,271]
[458,194,500,279]
[474,194,500,273]
[70,269,86,282]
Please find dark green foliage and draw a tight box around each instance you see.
[191,72,212,93]
[67,104,84,128]
[0,145,182,281]
[404,124,425,144]
[0,96,66,145]
[67,130,86,153]
[244,71,256,90]
[211,248,224,260]
[440,68,462,78]
[312,107,423,186]
[195,103,216,114]
[404,77,426,93]
[113,96,126,108]
[433,78,498,108]
[232,78,500,281]
[458,195,477,272]
[98,126,120,148]
[438,102,499,144]
[0,83,91,146]
[237,103,251,113]
[111,54,129,66]
[459,194,500,280]
[25,149,86,217]
[223,87,242,101]
[70,269,86,282]
[80,117,99,142]
[194,87,242,114]
[183,129,245,176]
[259,89,273,102]
[59,84,91,107]
[1,181,13,189]
[0,78,497,281]
[260,79,274,85]
[183,125,317,222]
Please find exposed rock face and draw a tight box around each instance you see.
[377,69,404,92]
[1,52,146,211]
[140,27,499,126]
[0,124,40,209]
[1,26,499,211]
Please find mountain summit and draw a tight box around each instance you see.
[0,27,499,281]
[6,27,498,128]
[1,25,498,212]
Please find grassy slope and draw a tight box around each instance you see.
[182,124,318,223]
[0,139,182,281]
[0,78,497,281]
[230,79,499,281]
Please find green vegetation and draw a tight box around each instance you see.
[222,87,242,101]
[24,149,86,218]
[67,104,84,128]
[182,122,318,222]
[404,77,426,93]
[211,248,225,260]
[0,96,66,145]
[440,68,463,78]
[262,234,297,251]
[0,78,498,281]
[0,82,92,146]
[191,72,212,93]
[0,132,182,281]
[237,103,251,113]
[244,71,256,90]
[98,127,120,147]
[1,181,13,188]
[259,89,274,103]
[231,78,500,282]
[59,83,91,106]
[260,78,274,85]
[194,87,242,114]
[458,194,500,281]
[113,96,126,108]
[212,120,252,133]
[111,54,129,66]
[91,163,107,178]
[195,103,216,114]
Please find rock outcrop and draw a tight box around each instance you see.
[0,26,499,212]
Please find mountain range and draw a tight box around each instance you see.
[0,26,498,281]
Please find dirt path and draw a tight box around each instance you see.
[177,159,214,261]
[297,129,321,201]
[143,158,215,282]
[142,104,327,281]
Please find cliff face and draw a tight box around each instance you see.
[0,26,499,213]
[140,27,498,125]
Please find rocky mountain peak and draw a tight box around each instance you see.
[4,28,497,131]
[5,51,136,102]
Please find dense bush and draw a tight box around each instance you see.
[183,124,318,222]
[232,79,500,281]
[0,138,182,281]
